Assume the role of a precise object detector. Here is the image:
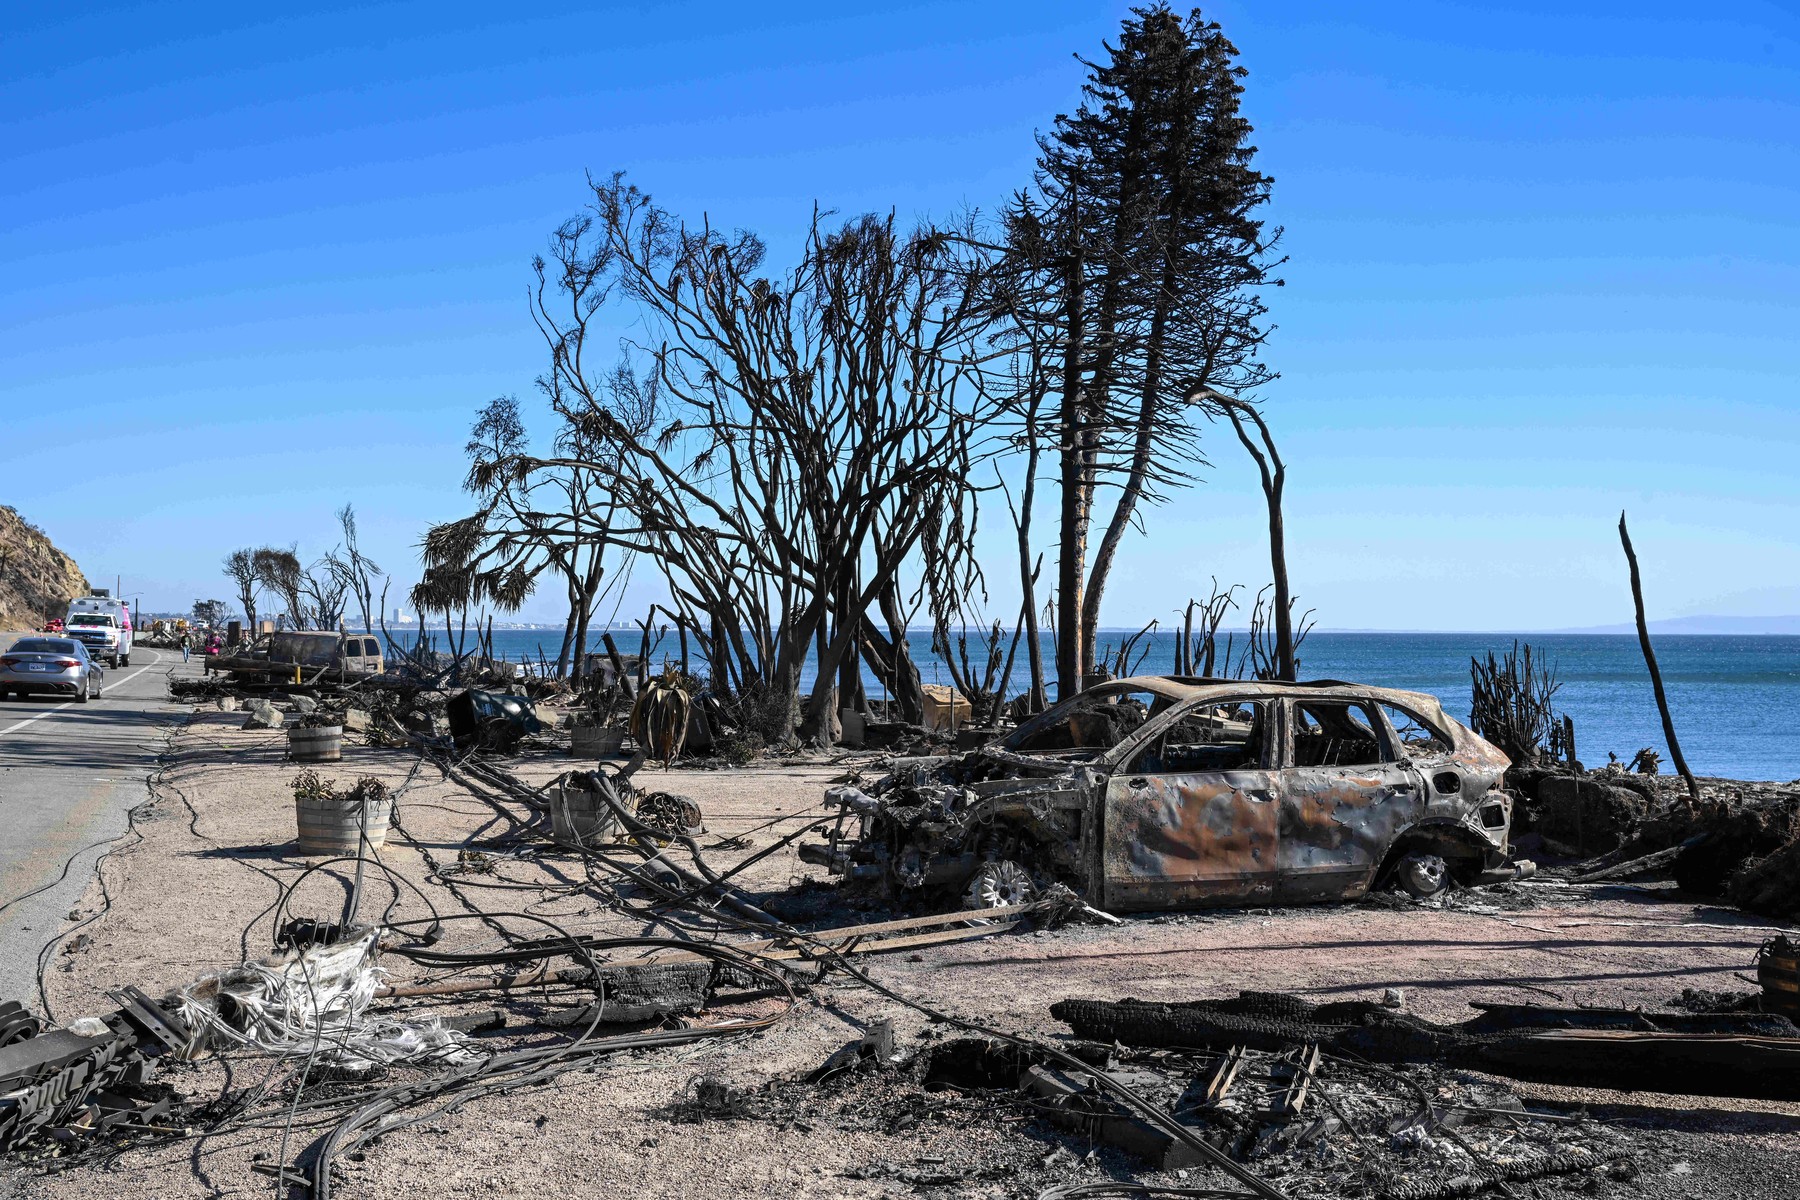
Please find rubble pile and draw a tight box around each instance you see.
[666,1018,1642,1200]
[1522,767,1800,919]
[1050,991,1800,1100]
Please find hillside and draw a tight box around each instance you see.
[0,505,90,631]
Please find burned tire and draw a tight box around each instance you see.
[962,859,1038,924]
[1395,853,1451,899]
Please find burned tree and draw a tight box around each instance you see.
[424,394,634,682]
[1173,580,1238,677]
[252,547,307,629]
[191,599,229,627]
[1618,512,1700,801]
[1192,387,1298,680]
[504,178,1000,740]
[222,548,261,637]
[1001,5,1282,697]
[325,504,384,635]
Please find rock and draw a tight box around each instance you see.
[1533,775,1648,855]
[215,696,241,713]
[291,695,319,715]
[243,699,284,731]
[1382,988,1405,1009]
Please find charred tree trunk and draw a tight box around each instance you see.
[1055,225,1089,701]
[1618,512,1700,802]
[1012,433,1048,714]
[1210,394,1294,682]
[868,582,925,723]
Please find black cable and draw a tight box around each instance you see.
[263,854,443,950]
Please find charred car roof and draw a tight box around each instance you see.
[1011,676,1471,748]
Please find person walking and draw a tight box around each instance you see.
[181,634,191,664]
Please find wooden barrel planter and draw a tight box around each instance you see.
[1758,937,1800,1015]
[289,725,344,763]
[549,775,622,848]
[295,790,391,856]
[569,721,626,758]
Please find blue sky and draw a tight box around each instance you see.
[2,1,1796,630]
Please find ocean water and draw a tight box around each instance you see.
[435,627,1800,782]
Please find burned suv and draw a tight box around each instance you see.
[802,678,1525,912]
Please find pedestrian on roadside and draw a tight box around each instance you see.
[182,634,191,664]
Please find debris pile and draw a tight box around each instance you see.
[664,1014,1642,1200]
[0,992,187,1156]
[1050,990,1800,1100]
[1527,772,1800,919]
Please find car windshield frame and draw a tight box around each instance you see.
[1001,681,1189,758]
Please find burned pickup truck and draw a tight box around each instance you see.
[802,677,1529,912]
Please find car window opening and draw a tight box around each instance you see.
[1292,700,1384,768]
[1378,702,1453,756]
[1129,700,1270,773]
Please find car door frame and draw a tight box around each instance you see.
[1097,695,1287,911]
[1274,692,1425,902]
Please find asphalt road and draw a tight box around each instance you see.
[0,642,190,1010]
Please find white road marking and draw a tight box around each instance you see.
[0,649,164,738]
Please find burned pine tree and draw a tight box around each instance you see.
[999,5,1282,699]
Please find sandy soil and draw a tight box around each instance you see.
[6,703,1800,1200]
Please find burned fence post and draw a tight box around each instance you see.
[1617,512,1700,802]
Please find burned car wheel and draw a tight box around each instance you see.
[1394,853,1451,899]
[962,859,1038,923]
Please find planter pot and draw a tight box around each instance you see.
[295,790,390,856]
[289,725,344,763]
[549,780,622,847]
[570,721,626,758]
[1759,940,1800,1016]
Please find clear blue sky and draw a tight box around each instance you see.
[3,1,1796,630]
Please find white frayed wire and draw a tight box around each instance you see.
[172,930,481,1070]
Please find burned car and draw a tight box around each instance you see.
[801,678,1529,912]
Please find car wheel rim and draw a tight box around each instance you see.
[1398,854,1449,898]
[963,859,1037,923]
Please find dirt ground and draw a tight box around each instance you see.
[6,703,1800,1200]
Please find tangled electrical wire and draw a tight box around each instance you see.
[22,727,1279,1200]
[174,747,815,1199]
